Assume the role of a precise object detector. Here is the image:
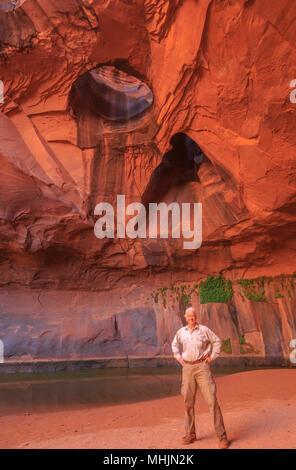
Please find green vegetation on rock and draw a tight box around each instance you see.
[222,338,232,354]
[200,276,233,303]
[151,283,199,308]
[151,274,296,310]
[236,278,266,302]
[275,290,284,299]
[239,334,245,345]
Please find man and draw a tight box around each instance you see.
[171,307,230,449]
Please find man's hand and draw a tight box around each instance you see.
[178,358,186,366]
[205,356,213,364]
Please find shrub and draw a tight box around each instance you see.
[236,279,266,302]
[239,334,245,345]
[200,276,233,303]
[222,338,232,354]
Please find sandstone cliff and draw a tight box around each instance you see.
[0,0,295,365]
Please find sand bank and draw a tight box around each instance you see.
[0,369,295,449]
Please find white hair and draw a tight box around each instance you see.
[185,307,196,317]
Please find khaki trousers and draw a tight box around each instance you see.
[181,361,227,440]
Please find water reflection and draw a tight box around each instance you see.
[0,366,283,416]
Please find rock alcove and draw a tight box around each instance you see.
[69,64,154,148]
[141,132,206,206]
[0,0,26,11]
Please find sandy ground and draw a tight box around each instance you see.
[0,369,295,449]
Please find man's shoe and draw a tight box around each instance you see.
[219,438,230,449]
[181,434,196,445]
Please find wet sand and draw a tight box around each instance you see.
[0,369,295,449]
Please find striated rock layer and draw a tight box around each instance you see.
[0,0,296,365]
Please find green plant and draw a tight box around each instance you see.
[275,290,283,299]
[151,280,207,308]
[222,338,232,354]
[200,276,233,303]
[151,287,168,307]
[239,334,245,345]
[180,284,190,305]
[236,279,266,302]
[159,287,168,307]
[240,346,245,354]
[151,291,159,303]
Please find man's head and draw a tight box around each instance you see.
[185,307,197,329]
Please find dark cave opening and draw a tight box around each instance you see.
[141,132,207,207]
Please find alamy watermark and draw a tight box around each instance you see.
[94,196,202,249]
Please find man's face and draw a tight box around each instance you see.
[185,311,197,328]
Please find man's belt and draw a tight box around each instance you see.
[183,357,208,365]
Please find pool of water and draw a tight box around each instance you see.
[0,366,285,416]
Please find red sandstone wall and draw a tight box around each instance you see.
[0,0,296,363]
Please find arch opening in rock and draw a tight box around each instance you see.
[0,0,26,11]
[141,132,206,207]
[68,64,154,122]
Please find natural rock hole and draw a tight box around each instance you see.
[141,132,206,207]
[0,0,26,11]
[69,64,154,122]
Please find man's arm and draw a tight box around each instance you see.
[205,327,221,363]
[171,330,185,366]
